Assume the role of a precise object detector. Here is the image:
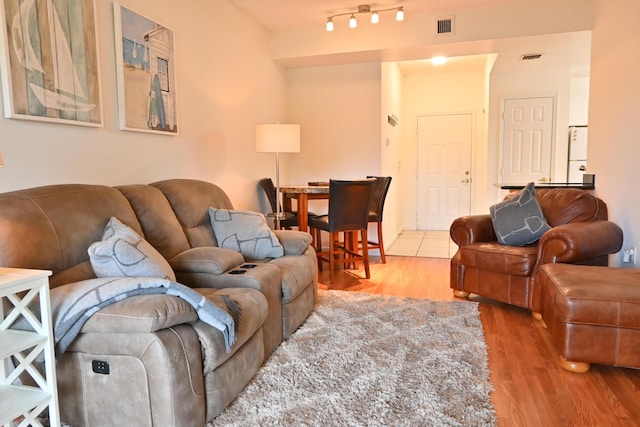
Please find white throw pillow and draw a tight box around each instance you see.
[208,208,284,259]
[88,217,176,280]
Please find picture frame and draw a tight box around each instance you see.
[0,0,103,127]
[113,3,178,135]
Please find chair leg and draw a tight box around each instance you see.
[314,228,323,272]
[317,229,371,284]
[347,231,358,269]
[362,222,386,264]
[328,232,337,284]
[361,229,371,279]
[376,221,386,264]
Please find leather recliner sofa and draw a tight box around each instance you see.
[449,187,623,317]
[0,179,317,427]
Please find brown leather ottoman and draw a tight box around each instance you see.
[538,263,640,373]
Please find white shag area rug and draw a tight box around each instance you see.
[210,289,496,426]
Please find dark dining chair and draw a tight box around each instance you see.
[308,178,375,284]
[365,176,392,263]
[259,177,297,229]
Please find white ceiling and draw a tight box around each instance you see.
[228,0,591,74]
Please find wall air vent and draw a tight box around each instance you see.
[521,53,542,61]
[436,16,454,35]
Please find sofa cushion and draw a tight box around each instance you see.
[169,247,244,275]
[536,188,608,226]
[268,253,317,304]
[191,287,268,373]
[490,182,551,246]
[208,208,284,259]
[88,217,176,281]
[460,242,538,276]
[116,184,192,260]
[151,179,235,248]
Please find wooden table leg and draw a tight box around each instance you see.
[283,194,293,212]
[297,193,309,232]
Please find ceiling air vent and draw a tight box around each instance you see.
[521,53,542,61]
[436,16,454,35]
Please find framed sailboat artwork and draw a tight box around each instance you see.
[0,0,103,126]
[113,3,178,135]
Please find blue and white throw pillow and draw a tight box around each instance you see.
[88,217,176,280]
[209,208,284,259]
[489,182,552,246]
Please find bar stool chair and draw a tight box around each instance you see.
[308,179,375,284]
[365,176,392,263]
[259,177,297,229]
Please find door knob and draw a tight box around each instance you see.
[538,177,549,183]
[461,179,470,183]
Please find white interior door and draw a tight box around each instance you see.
[416,114,472,230]
[501,97,554,184]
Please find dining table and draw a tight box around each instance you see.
[280,184,329,232]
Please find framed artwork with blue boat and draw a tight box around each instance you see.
[113,3,178,134]
[0,0,103,126]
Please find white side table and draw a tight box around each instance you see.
[0,268,59,427]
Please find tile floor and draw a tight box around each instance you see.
[385,230,458,259]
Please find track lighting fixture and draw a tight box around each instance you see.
[326,4,405,32]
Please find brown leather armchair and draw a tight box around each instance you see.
[449,188,623,316]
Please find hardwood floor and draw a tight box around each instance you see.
[317,256,640,427]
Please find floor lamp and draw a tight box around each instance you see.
[256,124,300,228]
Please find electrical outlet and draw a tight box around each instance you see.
[622,247,637,265]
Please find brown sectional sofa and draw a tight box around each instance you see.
[0,179,318,426]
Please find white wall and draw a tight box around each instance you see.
[286,63,381,216]
[0,0,286,211]
[589,0,640,267]
[380,62,403,246]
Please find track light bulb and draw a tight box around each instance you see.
[349,14,357,28]
[396,7,404,21]
[326,18,334,31]
[371,12,379,24]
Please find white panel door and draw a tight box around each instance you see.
[502,97,554,184]
[417,114,472,230]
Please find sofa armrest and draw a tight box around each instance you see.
[537,221,623,264]
[169,247,244,275]
[449,214,496,246]
[81,294,198,334]
[272,229,313,256]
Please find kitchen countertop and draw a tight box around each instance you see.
[497,174,595,191]
[497,182,595,190]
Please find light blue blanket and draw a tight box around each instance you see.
[50,277,239,357]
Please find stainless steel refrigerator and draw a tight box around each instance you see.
[567,126,588,182]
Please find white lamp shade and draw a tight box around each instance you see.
[256,124,300,153]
